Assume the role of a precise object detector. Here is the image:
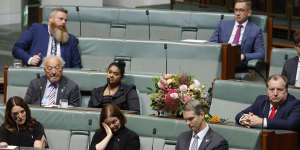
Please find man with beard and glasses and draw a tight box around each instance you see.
[24,56,81,107]
[12,8,81,68]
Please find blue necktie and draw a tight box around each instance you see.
[191,135,199,150]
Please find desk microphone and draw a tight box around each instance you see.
[146,9,151,40]
[284,54,288,62]
[218,14,224,43]
[36,73,43,106]
[13,113,21,148]
[151,128,157,150]
[164,43,168,74]
[76,6,82,37]
[261,99,268,134]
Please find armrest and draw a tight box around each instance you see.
[247,59,265,69]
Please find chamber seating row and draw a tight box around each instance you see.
[210,79,300,122]
[78,37,222,85]
[0,106,262,150]
[4,67,157,115]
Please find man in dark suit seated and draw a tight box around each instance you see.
[12,8,81,68]
[235,74,300,149]
[210,0,265,72]
[281,30,300,87]
[24,55,81,107]
[176,100,228,150]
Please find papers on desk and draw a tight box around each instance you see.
[0,145,18,150]
[181,39,208,43]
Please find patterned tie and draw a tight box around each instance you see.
[51,37,57,55]
[191,135,199,150]
[48,84,57,105]
[232,24,243,45]
[269,106,277,119]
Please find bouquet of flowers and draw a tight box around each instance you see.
[148,73,210,118]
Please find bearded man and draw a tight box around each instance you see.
[12,8,81,68]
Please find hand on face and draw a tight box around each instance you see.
[11,106,26,126]
[44,56,63,83]
[102,123,113,138]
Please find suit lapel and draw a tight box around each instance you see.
[198,128,212,150]
[41,25,50,58]
[40,76,48,102]
[185,131,193,150]
[56,76,66,104]
[241,23,250,51]
[224,20,235,43]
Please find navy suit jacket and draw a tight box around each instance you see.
[12,23,81,68]
[235,94,300,131]
[210,20,265,63]
[281,56,298,86]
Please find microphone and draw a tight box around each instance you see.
[284,54,288,62]
[218,14,224,43]
[13,113,21,148]
[76,6,82,37]
[151,128,157,150]
[146,9,151,40]
[107,78,110,85]
[36,73,40,79]
[261,99,268,133]
[164,44,168,74]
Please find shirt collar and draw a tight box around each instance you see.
[235,20,248,27]
[193,123,209,140]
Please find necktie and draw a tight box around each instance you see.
[232,24,243,45]
[48,84,57,105]
[191,135,199,150]
[51,37,57,55]
[269,106,277,119]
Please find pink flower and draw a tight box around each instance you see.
[165,89,177,101]
[179,85,188,92]
[193,80,201,89]
[170,93,179,99]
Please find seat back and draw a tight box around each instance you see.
[269,48,297,75]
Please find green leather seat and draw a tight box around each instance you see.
[269,48,297,76]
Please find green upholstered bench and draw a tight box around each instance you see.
[269,48,297,76]
[211,79,300,122]
[4,67,156,115]
[0,106,262,150]
[78,37,222,87]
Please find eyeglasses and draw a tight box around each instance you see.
[45,65,62,71]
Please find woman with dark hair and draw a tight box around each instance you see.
[88,60,140,112]
[0,96,47,148]
[89,104,140,150]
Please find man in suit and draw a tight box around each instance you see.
[281,30,300,86]
[12,8,81,68]
[176,100,228,150]
[235,74,300,149]
[24,56,81,107]
[210,0,265,72]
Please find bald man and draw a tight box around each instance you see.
[25,56,80,107]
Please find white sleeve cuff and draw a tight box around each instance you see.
[263,118,267,128]
[27,57,33,65]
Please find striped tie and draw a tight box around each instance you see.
[51,37,57,55]
[191,135,199,150]
[48,84,57,105]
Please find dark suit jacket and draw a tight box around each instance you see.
[210,20,265,64]
[175,128,229,150]
[235,94,300,131]
[281,56,298,86]
[12,23,81,68]
[24,75,81,107]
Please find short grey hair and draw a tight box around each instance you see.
[42,55,65,67]
[183,100,204,115]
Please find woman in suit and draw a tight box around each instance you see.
[0,96,47,148]
[89,104,140,150]
[88,60,140,112]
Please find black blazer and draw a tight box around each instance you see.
[281,56,298,86]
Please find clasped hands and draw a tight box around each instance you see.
[240,112,263,128]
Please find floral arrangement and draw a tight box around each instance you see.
[148,73,217,121]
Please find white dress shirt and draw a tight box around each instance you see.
[228,20,248,45]
[294,57,300,87]
[41,80,59,106]
[189,124,210,150]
